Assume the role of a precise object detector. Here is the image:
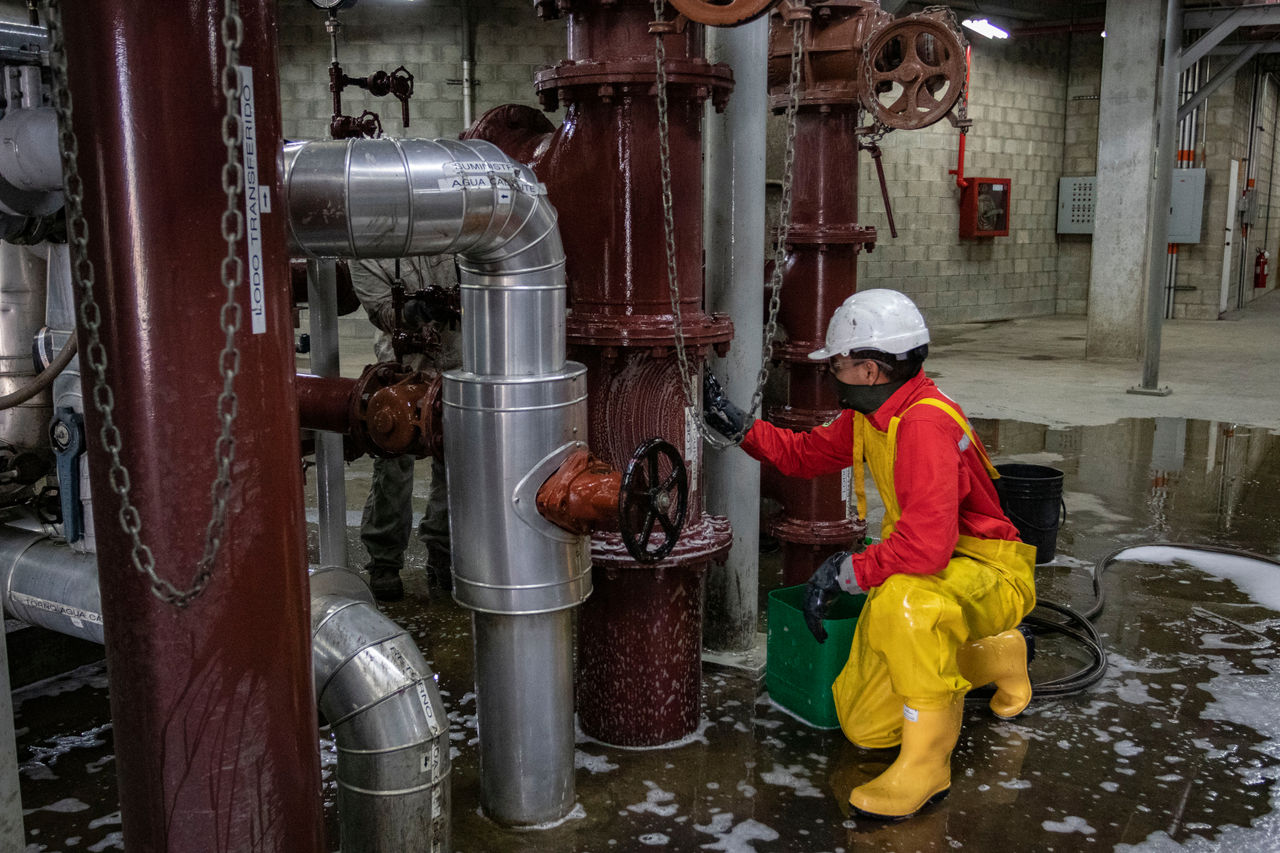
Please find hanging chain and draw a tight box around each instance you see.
[45,0,247,607]
[656,0,806,449]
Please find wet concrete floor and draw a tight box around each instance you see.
[13,416,1280,852]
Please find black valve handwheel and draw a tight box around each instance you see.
[619,438,689,564]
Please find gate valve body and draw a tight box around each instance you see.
[329,109,383,140]
[351,363,444,460]
[536,439,689,564]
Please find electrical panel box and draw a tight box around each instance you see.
[1057,169,1205,244]
[1168,168,1205,244]
[1057,176,1095,234]
[959,178,1011,239]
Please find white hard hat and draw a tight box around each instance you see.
[808,289,930,360]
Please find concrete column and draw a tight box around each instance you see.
[703,19,767,654]
[1087,0,1164,359]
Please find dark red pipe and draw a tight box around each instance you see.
[296,373,357,434]
[62,3,324,850]
[468,0,734,746]
[764,9,878,584]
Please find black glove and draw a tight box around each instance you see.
[401,297,433,328]
[703,372,753,439]
[802,550,852,644]
[402,291,461,328]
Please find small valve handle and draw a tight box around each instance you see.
[389,66,415,127]
[618,438,688,563]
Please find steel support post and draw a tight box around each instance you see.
[307,259,350,567]
[703,17,767,655]
[1133,0,1182,395]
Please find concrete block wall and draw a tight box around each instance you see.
[277,0,565,143]
[1170,59,1280,319]
[855,35,1071,324]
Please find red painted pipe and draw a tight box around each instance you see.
[469,0,734,746]
[296,373,357,435]
[62,3,324,850]
[764,10,876,583]
[950,44,972,190]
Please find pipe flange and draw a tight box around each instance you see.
[669,0,775,26]
[534,59,734,112]
[590,513,731,570]
[770,514,865,544]
[567,310,733,349]
[783,223,878,245]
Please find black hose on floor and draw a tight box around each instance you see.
[970,542,1280,704]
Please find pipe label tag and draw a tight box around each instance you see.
[238,65,267,335]
[684,405,700,485]
[439,161,544,196]
[12,591,102,626]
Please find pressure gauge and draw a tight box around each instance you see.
[309,0,357,10]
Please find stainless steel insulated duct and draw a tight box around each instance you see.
[285,137,588,826]
[311,568,451,853]
[0,528,450,852]
[0,524,101,643]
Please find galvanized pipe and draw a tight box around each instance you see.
[0,526,100,642]
[285,137,588,825]
[311,576,451,853]
[702,18,767,653]
[306,258,349,570]
[0,241,49,454]
[0,527,451,852]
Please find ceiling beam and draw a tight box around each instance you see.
[1184,4,1280,30]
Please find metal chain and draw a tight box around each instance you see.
[45,0,247,607]
[655,1,806,449]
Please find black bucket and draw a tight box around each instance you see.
[994,464,1066,564]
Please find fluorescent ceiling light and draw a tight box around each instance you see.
[962,18,1010,39]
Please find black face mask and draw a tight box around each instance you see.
[835,376,910,414]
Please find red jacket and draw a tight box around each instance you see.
[741,372,1021,589]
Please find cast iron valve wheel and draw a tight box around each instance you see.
[860,15,966,131]
[668,0,776,26]
[619,438,688,564]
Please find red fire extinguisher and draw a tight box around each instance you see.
[1255,249,1269,289]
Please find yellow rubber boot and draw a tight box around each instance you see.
[956,628,1032,719]
[848,696,963,820]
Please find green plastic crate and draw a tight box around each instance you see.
[765,584,865,729]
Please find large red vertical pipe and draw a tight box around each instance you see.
[764,6,885,584]
[470,0,734,746]
[62,3,324,850]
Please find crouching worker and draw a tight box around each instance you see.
[704,289,1037,820]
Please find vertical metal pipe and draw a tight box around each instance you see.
[471,611,575,821]
[702,18,766,653]
[460,0,475,130]
[284,135,585,826]
[0,617,22,849]
[307,258,350,569]
[61,3,325,850]
[1138,0,1182,391]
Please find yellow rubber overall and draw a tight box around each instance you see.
[832,399,1036,818]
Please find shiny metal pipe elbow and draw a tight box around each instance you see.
[311,592,451,853]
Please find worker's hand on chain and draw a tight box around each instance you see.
[802,550,860,643]
[703,372,753,440]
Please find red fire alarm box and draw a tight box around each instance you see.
[959,178,1011,238]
